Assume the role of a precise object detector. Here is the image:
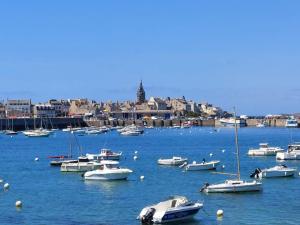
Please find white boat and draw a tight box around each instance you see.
[184,160,220,171]
[256,123,265,128]
[60,157,102,172]
[201,109,262,193]
[23,129,50,137]
[219,117,246,127]
[121,130,141,136]
[248,143,284,156]
[86,149,122,161]
[117,125,144,134]
[200,180,262,193]
[276,143,300,160]
[285,117,298,128]
[83,160,132,180]
[157,157,188,166]
[4,130,18,135]
[250,165,296,178]
[137,196,203,224]
[85,129,104,135]
[171,125,181,129]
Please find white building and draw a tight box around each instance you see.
[6,99,32,117]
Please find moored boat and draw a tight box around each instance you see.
[184,160,220,171]
[83,160,132,180]
[157,157,188,166]
[86,149,122,161]
[60,156,102,172]
[137,196,203,224]
[248,143,284,156]
[250,165,296,178]
[276,143,300,160]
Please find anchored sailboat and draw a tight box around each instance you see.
[200,108,262,193]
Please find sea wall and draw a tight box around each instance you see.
[0,117,87,131]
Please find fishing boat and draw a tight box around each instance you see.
[83,160,132,180]
[60,156,102,172]
[157,157,188,166]
[248,143,284,156]
[86,149,122,161]
[200,109,262,193]
[137,196,203,224]
[276,143,300,160]
[184,160,220,171]
[250,165,296,178]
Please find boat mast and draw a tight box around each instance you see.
[233,107,241,180]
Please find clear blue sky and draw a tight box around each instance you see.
[0,1,299,115]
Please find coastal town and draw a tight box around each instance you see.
[0,81,299,131]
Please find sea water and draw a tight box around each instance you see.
[0,127,300,225]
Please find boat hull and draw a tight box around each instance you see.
[260,169,295,178]
[203,181,262,193]
[185,161,220,171]
[84,170,132,180]
[60,163,101,172]
[276,152,300,160]
[158,159,188,166]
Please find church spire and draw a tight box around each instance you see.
[136,80,145,104]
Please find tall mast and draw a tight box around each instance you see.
[233,107,241,180]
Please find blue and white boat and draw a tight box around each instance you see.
[137,196,203,224]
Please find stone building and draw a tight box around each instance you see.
[33,104,56,118]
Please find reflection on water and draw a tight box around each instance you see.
[84,179,130,193]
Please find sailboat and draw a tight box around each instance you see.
[49,129,78,166]
[200,108,262,193]
[23,117,50,137]
[4,118,18,135]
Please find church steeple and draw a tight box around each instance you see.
[136,80,145,104]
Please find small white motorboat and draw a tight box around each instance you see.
[4,130,18,135]
[200,179,262,193]
[121,130,141,136]
[86,149,122,161]
[60,156,102,172]
[276,143,300,160]
[250,165,296,178]
[23,129,50,137]
[137,196,203,224]
[248,143,284,156]
[157,157,188,166]
[85,129,104,135]
[83,160,132,180]
[184,160,220,171]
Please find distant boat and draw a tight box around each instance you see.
[157,156,188,166]
[86,149,122,161]
[60,156,102,172]
[219,117,246,127]
[184,160,220,171]
[248,143,284,156]
[285,116,298,128]
[276,143,300,160]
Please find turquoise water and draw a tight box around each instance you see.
[1,127,300,225]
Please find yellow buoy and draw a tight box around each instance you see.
[4,183,9,190]
[15,201,22,208]
[217,209,224,217]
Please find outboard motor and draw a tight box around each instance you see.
[250,168,261,178]
[141,208,155,224]
[200,182,209,192]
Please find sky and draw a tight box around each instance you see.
[0,1,299,115]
